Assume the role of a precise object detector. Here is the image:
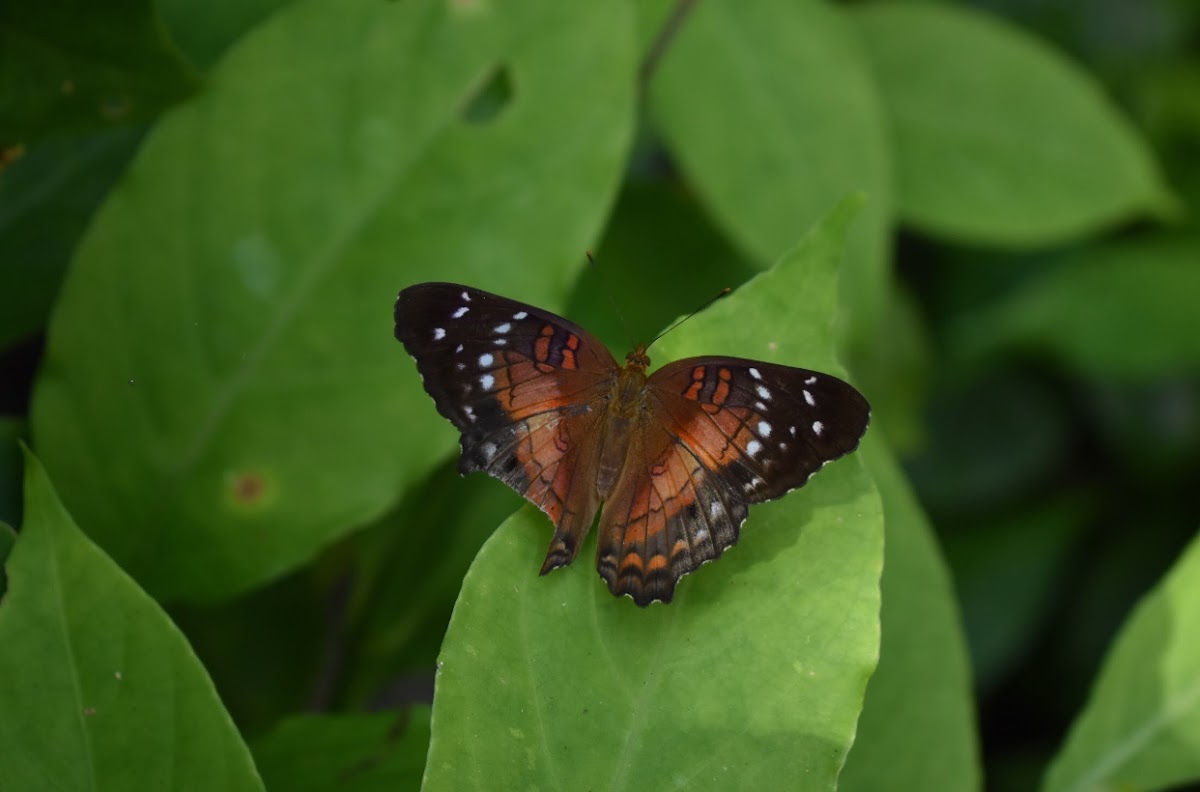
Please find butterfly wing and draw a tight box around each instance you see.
[394,282,619,571]
[597,357,869,605]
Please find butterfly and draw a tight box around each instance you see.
[394,282,870,606]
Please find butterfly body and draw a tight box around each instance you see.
[395,282,870,606]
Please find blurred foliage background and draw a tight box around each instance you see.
[1,0,1199,789]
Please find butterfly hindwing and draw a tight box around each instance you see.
[394,283,618,569]
[597,423,747,605]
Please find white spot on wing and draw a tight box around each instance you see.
[480,373,495,390]
[789,426,797,436]
[513,311,528,320]
[812,421,824,436]
[694,526,710,543]
[494,322,511,334]
[755,401,767,411]
[803,390,816,407]
[452,306,469,319]
[464,406,476,422]
[749,367,762,380]
[481,442,497,462]
[805,376,818,385]
[461,291,471,301]
[433,327,445,340]
[494,338,507,346]
[747,439,762,457]
[709,501,723,519]
[756,385,771,400]
[478,353,493,367]
[757,421,772,438]
[455,344,464,354]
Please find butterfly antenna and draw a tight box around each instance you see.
[645,287,731,352]
[586,250,636,350]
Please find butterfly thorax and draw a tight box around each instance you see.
[594,347,651,498]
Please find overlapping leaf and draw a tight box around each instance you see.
[853,2,1174,246]
[31,0,636,602]
[0,451,262,790]
[645,0,892,353]
[425,197,883,791]
[1046,531,1200,792]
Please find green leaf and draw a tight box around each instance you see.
[646,0,892,352]
[1044,531,1200,792]
[338,461,523,707]
[0,520,14,598]
[0,449,262,791]
[158,0,297,71]
[0,127,142,348]
[839,437,981,791]
[853,2,1175,246]
[564,181,759,353]
[951,235,1200,379]
[0,0,199,144]
[945,497,1085,692]
[252,708,430,792]
[425,197,883,790]
[31,0,636,602]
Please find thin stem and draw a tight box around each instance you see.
[639,0,698,90]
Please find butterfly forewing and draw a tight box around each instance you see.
[394,283,618,569]
[648,357,870,502]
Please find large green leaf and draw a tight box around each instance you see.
[950,235,1200,379]
[853,2,1174,247]
[0,0,198,144]
[1044,531,1200,792]
[646,0,892,352]
[252,708,430,792]
[839,437,981,791]
[31,0,636,602]
[425,198,883,790]
[0,450,262,791]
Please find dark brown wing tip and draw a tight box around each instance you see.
[540,534,583,576]
[597,568,676,607]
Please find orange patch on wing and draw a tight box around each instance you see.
[647,554,669,573]
[712,368,732,406]
[561,333,580,370]
[533,324,554,365]
[495,360,573,420]
[683,366,706,401]
[514,412,574,526]
[672,407,749,469]
[620,552,645,572]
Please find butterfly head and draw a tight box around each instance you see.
[624,345,651,373]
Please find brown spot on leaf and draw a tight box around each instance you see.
[232,471,266,504]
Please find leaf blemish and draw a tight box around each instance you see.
[231,471,266,504]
